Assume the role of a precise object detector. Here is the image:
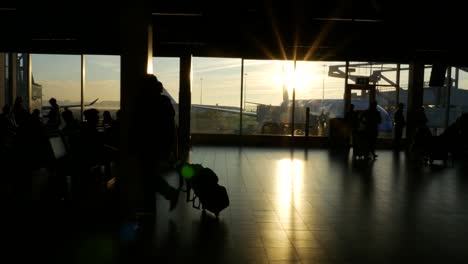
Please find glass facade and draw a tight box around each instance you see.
[1,51,462,144]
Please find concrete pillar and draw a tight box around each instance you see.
[0,53,5,108]
[406,61,425,141]
[119,4,152,217]
[9,53,17,104]
[178,54,192,161]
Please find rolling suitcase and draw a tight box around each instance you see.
[180,163,230,218]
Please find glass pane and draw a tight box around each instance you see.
[243,59,294,135]
[398,64,410,138]
[31,54,81,128]
[84,55,120,124]
[347,62,396,138]
[450,67,468,126]
[423,64,448,136]
[16,54,29,108]
[0,53,6,107]
[295,61,346,136]
[191,57,242,134]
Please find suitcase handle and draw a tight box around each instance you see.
[191,194,201,209]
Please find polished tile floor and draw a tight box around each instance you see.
[8,146,468,263]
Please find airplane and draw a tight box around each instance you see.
[162,79,393,135]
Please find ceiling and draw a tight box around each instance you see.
[1,1,466,65]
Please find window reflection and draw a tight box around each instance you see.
[276,159,304,208]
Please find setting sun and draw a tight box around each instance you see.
[271,63,321,96]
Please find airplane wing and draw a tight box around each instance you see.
[42,98,99,110]
[192,104,257,117]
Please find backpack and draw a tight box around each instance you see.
[179,163,230,218]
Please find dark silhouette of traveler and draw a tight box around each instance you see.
[15,107,49,170]
[138,74,178,213]
[413,106,428,129]
[103,110,113,127]
[62,108,80,131]
[0,104,16,150]
[45,97,61,132]
[410,106,432,163]
[393,103,406,151]
[12,96,29,127]
[362,101,381,159]
[319,109,329,135]
[61,108,81,151]
[81,108,104,163]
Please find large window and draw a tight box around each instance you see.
[295,61,346,136]
[84,55,120,121]
[450,67,468,127]
[423,64,448,136]
[242,59,294,135]
[31,54,81,123]
[191,57,242,134]
[346,62,402,138]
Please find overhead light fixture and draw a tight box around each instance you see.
[416,49,448,53]
[32,38,78,41]
[152,12,202,17]
[161,41,206,46]
[313,17,382,22]
[288,45,331,49]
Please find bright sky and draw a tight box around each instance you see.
[31,54,468,107]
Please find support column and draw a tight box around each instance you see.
[406,61,425,142]
[178,54,192,161]
[0,53,5,108]
[9,53,17,104]
[119,4,152,218]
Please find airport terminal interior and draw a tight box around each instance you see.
[2,1,468,263]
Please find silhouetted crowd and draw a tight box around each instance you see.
[0,96,122,204]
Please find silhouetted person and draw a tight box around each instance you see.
[413,106,428,129]
[45,97,61,132]
[363,101,381,159]
[410,106,432,162]
[103,110,113,127]
[61,108,80,151]
[393,103,406,151]
[62,109,80,131]
[138,74,178,213]
[319,110,328,135]
[15,107,49,169]
[0,104,15,150]
[12,96,29,127]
